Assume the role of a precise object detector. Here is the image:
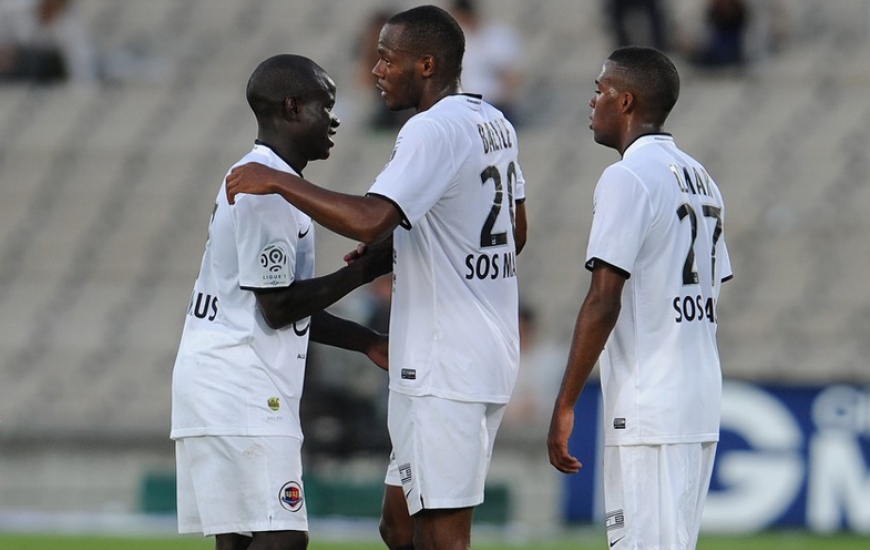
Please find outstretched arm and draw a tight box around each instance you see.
[310,310,388,370]
[253,238,392,329]
[226,163,402,244]
[548,262,625,474]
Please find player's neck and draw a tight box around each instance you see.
[619,123,666,156]
[255,136,306,174]
[417,81,461,113]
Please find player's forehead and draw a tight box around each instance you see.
[307,70,337,101]
[377,22,411,55]
[596,60,626,89]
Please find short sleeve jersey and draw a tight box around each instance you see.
[368,94,524,403]
[586,135,732,445]
[170,143,315,440]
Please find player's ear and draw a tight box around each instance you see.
[418,54,435,78]
[620,91,635,114]
[285,97,301,121]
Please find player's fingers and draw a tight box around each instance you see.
[553,454,581,474]
[563,455,582,473]
[344,244,365,264]
[548,439,579,473]
[225,179,239,205]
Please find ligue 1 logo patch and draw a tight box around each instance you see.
[279,481,304,512]
[259,243,289,285]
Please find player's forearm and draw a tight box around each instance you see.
[255,260,386,329]
[309,310,382,352]
[515,201,528,254]
[554,292,620,410]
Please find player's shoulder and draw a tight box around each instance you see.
[400,101,476,144]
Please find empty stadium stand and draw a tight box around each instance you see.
[0,0,867,523]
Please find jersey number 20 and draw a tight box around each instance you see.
[479,162,517,248]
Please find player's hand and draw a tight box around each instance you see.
[366,333,389,371]
[547,405,583,474]
[347,238,393,282]
[344,243,367,265]
[225,162,286,204]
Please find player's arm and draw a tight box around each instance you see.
[309,310,388,370]
[226,163,401,245]
[253,239,392,329]
[515,200,528,254]
[548,261,626,474]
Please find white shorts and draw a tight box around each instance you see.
[603,442,717,550]
[175,436,308,536]
[384,392,506,515]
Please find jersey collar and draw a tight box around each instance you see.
[623,133,674,158]
[253,140,300,176]
[432,93,483,112]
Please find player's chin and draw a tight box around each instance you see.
[382,94,408,112]
[313,144,333,160]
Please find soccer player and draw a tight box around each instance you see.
[547,46,732,550]
[171,54,391,550]
[224,6,527,550]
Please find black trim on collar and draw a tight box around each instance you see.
[624,132,673,152]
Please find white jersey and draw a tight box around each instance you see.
[171,143,315,440]
[586,135,732,446]
[368,94,524,404]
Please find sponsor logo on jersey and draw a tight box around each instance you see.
[293,317,310,337]
[267,397,280,412]
[672,290,718,324]
[189,291,219,321]
[279,481,304,512]
[464,250,517,280]
[401,368,416,380]
[613,418,626,430]
[259,243,290,286]
[297,226,310,239]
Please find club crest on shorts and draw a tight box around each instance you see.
[259,243,289,286]
[267,397,280,411]
[279,481,304,512]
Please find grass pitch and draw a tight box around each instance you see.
[1,532,869,550]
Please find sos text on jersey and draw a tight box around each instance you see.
[465,250,517,281]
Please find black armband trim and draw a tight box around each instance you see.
[367,192,411,230]
[585,257,631,279]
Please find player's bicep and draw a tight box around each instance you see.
[585,168,651,276]
[368,119,459,227]
[233,195,298,290]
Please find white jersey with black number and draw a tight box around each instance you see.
[171,143,315,440]
[368,94,524,404]
[586,134,732,446]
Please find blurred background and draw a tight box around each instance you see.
[0,0,868,541]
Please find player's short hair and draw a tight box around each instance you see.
[387,5,465,81]
[607,46,680,123]
[246,54,327,121]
